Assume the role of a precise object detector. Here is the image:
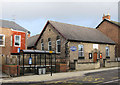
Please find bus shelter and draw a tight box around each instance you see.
[20,50,56,76]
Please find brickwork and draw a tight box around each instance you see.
[0,27,11,56]
[97,21,119,43]
[97,20,120,57]
[0,27,11,65]
[56,63,67,72]
[2,65,20,76]
[11,30,26,53]
[36,24,67,62]
[69,41,115,62]
[0,27,28,65]
[36,22,116,70]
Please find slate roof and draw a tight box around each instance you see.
[34,20,115,47]
[27,34,40,48]
[50,20,115,44]
[110,20,120,27]
[0,19,28,32]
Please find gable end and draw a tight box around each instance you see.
[34,21,67,47]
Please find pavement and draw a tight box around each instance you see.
[0,73,10,79]
[1,67,120,84]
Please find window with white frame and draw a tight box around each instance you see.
[56,39,61,53]
[48,38,52,51]
[106,46,109,56]
[14,35,21,47]
[78,45,84,57]
[0,34,5,46]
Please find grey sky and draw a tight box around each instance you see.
[0,0,119,36]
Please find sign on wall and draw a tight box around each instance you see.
[70,46,77,51]
[18,48,20,53]
[89,53,92,59]
[93,44,98,49]
[100,53,102,59]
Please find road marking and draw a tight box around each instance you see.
[97,79,120,85]
[112,77,119,79]
[93,81,103,83]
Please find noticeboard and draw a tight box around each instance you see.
[89,53,92,59]
[29,57,32,64]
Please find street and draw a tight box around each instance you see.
[2,69,120,85]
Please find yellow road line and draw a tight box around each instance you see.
[93,81,103,83]
[112,77,119,79]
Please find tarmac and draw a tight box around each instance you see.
[0,67,119,83]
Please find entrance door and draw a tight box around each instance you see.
[93,52,97,62]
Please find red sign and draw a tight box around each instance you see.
[100,53,102,59]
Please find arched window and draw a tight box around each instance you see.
[56,36,61,53]
[56,36,60,40]
[48,38,52,51]
[41,39,44,50]
[78,45,84,58]
[106,46,109,57]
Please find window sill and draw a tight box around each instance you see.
[14,45,21,47]
[0,45,5,47]
[56,52,61,55]
[78,57,85,59]
[106,56,110,59]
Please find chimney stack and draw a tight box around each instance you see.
[102,12,110,20]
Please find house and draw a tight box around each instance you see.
[28,20,116,70]
[0,19,30,64]
[96,13,120,61]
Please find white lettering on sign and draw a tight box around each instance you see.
[93,44,98,49]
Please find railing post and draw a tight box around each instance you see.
[23,54,24,75]
[55,54,56,73]
[51,54,52,76]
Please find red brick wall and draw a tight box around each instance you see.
[2,65,20,76]
[97,21,120,57]
[97,21,119,43]
[11,31,26,53]
[56,63,67,72]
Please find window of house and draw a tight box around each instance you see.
[78,45,84,59]
[0,34,5,46]
[106,46,109,57]
[14,35,21,47]
[48,38,52,51]
[56,39,61,53]
[41,39,44,50]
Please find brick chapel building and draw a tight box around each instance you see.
[28,20,116,69]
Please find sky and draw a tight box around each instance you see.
[0,0,119,36]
